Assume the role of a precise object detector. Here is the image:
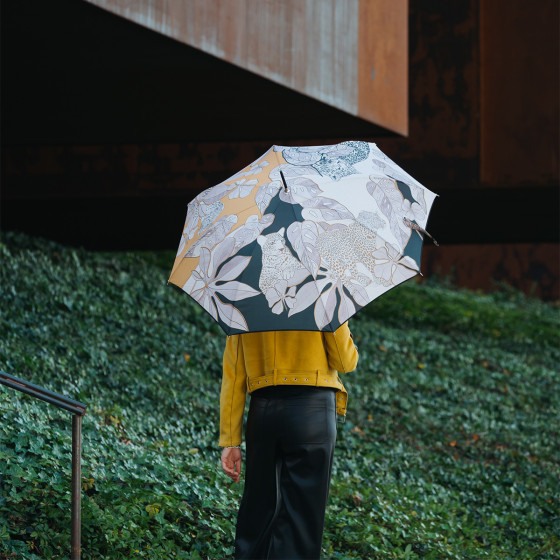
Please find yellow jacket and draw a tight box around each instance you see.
[219,323,359,447]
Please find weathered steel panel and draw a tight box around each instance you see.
[358,0,408,134]
[380,0,481,188]
[84,0,407,134]
[480,0,559,186]
[422,243,559,301]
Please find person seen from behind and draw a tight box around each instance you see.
[219,322,359,559]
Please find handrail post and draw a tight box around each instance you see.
[0,371,86,559]
[71,414,82,560]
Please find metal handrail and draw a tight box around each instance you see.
[0,371,86,560]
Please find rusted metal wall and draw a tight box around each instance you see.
[480,0,559,186]
[84,0,408,135]
[422,244,559,301]
[382,0,481,188]
[1,0,558,299]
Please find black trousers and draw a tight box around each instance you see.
[235,385,337,560]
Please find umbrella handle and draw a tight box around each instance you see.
[403,217,439,246]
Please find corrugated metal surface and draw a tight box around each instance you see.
[84,0,407,134]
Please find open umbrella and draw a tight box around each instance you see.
[169,141,438,334]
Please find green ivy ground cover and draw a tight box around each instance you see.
[0,231,558,559]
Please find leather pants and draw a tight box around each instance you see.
[235,385,337,560]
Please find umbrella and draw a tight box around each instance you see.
[169,141,438,334]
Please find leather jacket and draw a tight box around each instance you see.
[219,323,359,447]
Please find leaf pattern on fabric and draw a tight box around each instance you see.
[192,176,259,207]
[181,202,200,244]
[277,175,353,222]
[195,183,234,205]
[213,298,250,331]
[290,275,360,330]
[228,214,274,253]
[286,221,324,279]
[370,156,424,191]
[287,278,329,318]
[314,285,339,330]
[199,201,225,233]
[278,177,322,205]
[270,283,297,315]
[269,163,320,181]
[227,178,258,199]
[335,285,356,325]
[227,159,270,183]
[301,197,354,222]
[178,199,226,254]
[371,243,419,287]
[402,200,426,225]
[184,238,259,331]
[255,182,282,214]
[356,211,385,233]
[369,144,430,215]
[366,178,414,251]
[184,215,238,258]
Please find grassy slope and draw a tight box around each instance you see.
[0,232,558,559]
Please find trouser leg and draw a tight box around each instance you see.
[268,389,337,560]
[235,387,337,560]
[235,397,279,559]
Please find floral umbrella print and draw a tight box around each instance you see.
[183,237,260,332]
[169,141,438,335]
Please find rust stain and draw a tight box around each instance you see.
[422,243,559,300]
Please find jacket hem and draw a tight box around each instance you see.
[248,370,348,415]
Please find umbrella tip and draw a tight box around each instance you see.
[403,217,438,246]
[279,170,289,193]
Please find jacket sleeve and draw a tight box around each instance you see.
[323,322,359,373]
[219,335,247,447]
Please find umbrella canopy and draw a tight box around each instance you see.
[169,141,438,334]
